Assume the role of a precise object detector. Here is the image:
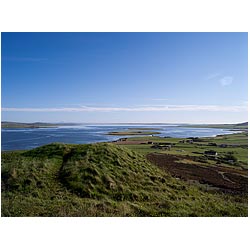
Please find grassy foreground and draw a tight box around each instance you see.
[1,143,247,216]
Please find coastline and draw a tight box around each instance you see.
[1,123,247,151]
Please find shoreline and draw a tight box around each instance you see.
[2,130,247,152]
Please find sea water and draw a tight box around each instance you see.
[1,124,239,151]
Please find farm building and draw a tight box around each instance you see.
[151,144,171,150]
[204,150,218,156]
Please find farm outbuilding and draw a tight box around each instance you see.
[204,150,218,156]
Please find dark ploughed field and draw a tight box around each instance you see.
[146,153,248,194]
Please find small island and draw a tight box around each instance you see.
[127,127,162,130]
[107,130,161,136]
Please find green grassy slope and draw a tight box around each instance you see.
[1,143,247,216]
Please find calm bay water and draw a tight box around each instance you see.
[1,124,238,151]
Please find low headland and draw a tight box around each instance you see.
[1,121,77,128]
[183,122,248,131]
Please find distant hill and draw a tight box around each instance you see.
[1,121,57,128]
[1,143,247,216]
[1,121,78,128]
[184,122,248,130]
[236,122,248,127]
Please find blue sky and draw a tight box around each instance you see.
[1,32,248,123]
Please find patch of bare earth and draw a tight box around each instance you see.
[146,153,248,195]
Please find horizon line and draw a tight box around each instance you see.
[1,104,248,113]
[2,121,247,125]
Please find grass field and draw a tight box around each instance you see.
[1,142,247,216]
[112,132,248,197]
[119,132,248,168]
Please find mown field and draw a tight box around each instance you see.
[1,138,248,217]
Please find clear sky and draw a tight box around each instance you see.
[1,32,248,123]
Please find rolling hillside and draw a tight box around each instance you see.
[1,143,247,216]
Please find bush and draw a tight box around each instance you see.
[223,152,237,162]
